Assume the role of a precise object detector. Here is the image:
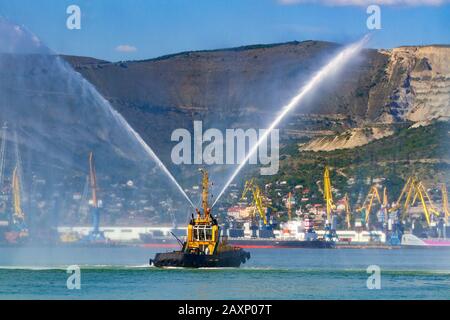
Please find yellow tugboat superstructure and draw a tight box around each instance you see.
[150,169,251,268]
[185,169,219,255]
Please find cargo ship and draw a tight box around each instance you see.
[226,238,334,249]
[141,217,335,249]
[401,233,450,248]
[150,170,251,268]
[223,217,335,248]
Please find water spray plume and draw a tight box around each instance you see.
[106,103,196,209]
[75,73,196,210]
[212,35,370,207]
[0,18,195,210]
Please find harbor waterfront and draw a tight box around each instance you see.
[0,0,448,303]
[0,246,449,299]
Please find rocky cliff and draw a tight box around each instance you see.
[378,46,450,123]
[63,42,450,156]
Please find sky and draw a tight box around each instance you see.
[0,0,448,61]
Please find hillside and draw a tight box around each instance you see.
[64,42,450,159]
[250,120,450,214]
[63,41,387,165]
[2,19,448,224]
[62,41,450,218]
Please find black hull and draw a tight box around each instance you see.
[150,249,251,268]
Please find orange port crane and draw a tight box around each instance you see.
[357,185,384,226]
[89,152,98,209]
[87,151,104,239]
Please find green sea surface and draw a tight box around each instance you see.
[0,247,449,299]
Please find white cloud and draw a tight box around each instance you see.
[278,0,448,6]
[115,44,137,53]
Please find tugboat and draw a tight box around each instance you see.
[150,169,251,268]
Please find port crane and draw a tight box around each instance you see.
[86,152,105,241]
[411,180,440,218]
[286,192,293,221]
[390,177,440,226]
[322,166,354,230]
[323,166,335,223]
[12,167,23,222]
[241,179,270,225]
[343,193,351,229]
[77,176,90,219]
[10,165,28,237]
[357,185,384,227]
[2,127,29,243]
[0,123,8,224]
[0,123,7,190]
[382,187,389,219]
[442,184,449,223]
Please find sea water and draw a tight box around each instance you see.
[0,246,449,299]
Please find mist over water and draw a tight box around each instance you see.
[0,18,193,235]
[109,109,194,208]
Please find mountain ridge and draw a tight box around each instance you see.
[62,41,450,157]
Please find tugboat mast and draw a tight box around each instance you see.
[201,168,210,218]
